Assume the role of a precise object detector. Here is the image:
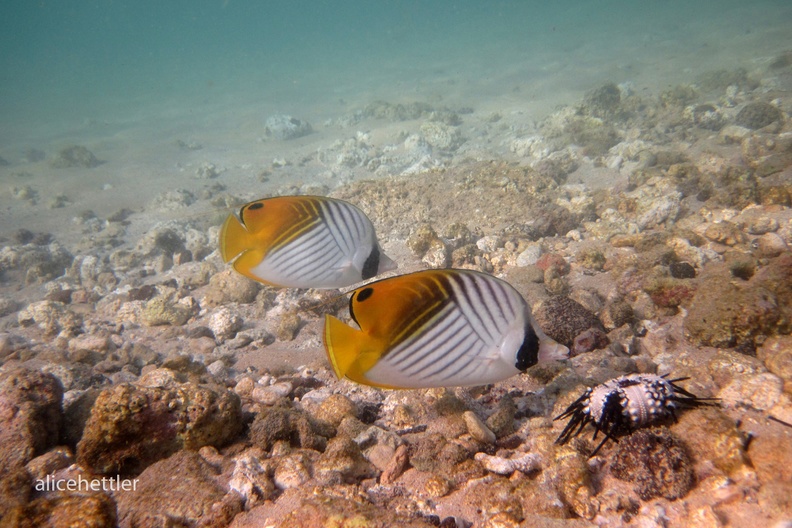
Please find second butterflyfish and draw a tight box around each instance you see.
[324,269,569,389]
[220,195,396,289]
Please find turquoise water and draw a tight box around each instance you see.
[2,0,790,146]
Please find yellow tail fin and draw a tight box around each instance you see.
[219,214,251,263]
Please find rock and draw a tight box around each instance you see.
[264,114,312,140]
[141,295,192,326]
[77,380,242,474]
[195,161,219,179]
[669,261,696,279]
[719,372,783,411]
[741,133,792,177]
[0,368,63,469]
[516,244,543,267]
[207,306,243,342]
[116,450,242,527]
[474,452,542,475]
[534,296,605,348]
[707,349,767,388]
[755,232,788,258]
[735,102,783,130]
[421,238,449,268]
[229,451,276,507]
[250,404,325,452]
[464,410,496,444]
[571,327,610,355]
[486,394,517,438]
[465,477,525,525]
[0,462,32,520]
[314,435,376,484]
[273,485,438,527]
[17,300,82,336]
[0,297,20,317]
[409,433,470,477]
[273,450,315,489]
[684,268,784,348]
[672,407,749,476]
[68,334,113,354]
[380,443,410,485]
[202,269,260,306]
[25,447,74,482]
[703,221,746,246]
[312,393,358,432]
[610,427,695,500]
[50,145,101,168]
[758,335,792,383]
[420,121,463,151]
[687,103,724,130]
[251,381,293,406]
[3,492,117,527]
[582,82,622,119]
[273,312,301,341]
[536,253,570,276]
[206,359,227,379]
[600,300,634,331]
[61,388,101,446]
[753,253,792,327]
[719,124,752,144]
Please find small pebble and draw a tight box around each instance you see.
[476,235,501,253]
[251,381,293,405]
[463,410,496,444]
[206,360,227,379]
[669,261,696,279]
[516,244,542,267]
[234,377,255,397]
[755,232,788,258]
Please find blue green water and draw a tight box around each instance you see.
[2,0,790,146]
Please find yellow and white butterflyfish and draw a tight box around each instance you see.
[324,269,569,389]
[219,195,396,289]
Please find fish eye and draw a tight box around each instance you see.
[247,202,264,211]
[356,287,374,302]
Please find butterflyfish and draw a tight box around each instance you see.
[220,195,396,289]
[324,269,569,389]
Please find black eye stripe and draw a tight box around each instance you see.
[248,202,264,210]
[349,287,374,327]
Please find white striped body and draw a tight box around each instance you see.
[220,196,396,289]
[364,271,530,387]
[324,269,568,389]
[249,198,387,288]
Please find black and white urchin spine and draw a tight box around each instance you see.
[554,373,713,455]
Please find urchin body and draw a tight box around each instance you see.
[555,373,710,455]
